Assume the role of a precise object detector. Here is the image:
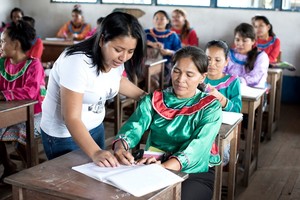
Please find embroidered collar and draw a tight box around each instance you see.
[68,21,86,34]
[0,58,32,82]
[257,36,277,49]
[152,90,217,120]
[149,28,175,39]
[229,49,246,65]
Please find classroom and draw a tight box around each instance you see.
[1,0,300,199]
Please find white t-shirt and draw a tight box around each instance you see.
[41,52,124,138]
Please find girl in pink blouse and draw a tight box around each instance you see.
[0,20,45,184]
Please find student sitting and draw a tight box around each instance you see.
[113,46,222,200]
[56,4,91,41]
[224,23,269,89]
[171,8,199,47]
[252,15,280,64]
[0,21,46,184]
[22,16,44,60]
[145,10,182,85]
[0,7,24,33]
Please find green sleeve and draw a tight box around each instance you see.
[223,78,242,113]
[172,100,222,173]
[115,94,154,148]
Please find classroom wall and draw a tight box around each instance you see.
[2,0,300,102]
[0,0,20,24]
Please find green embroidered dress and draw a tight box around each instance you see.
[115,88,222,173]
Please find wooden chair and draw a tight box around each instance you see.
[105,75,138,137]
[144,59,167,93]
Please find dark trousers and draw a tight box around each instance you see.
[181,167,215,200]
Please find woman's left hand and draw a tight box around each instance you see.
[159,48,173,56]
[135,156,161,165]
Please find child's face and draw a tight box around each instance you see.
[72,12,83,25]
[206,46,228,78]
[0,30,17,58]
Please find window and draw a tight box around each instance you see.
[101,0,152,4]
[51,0,97,2]
[157,0,210,7]
[217,0,274,9]
[282,0,300,10]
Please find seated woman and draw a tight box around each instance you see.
[0,7,24,33]
[252,15,280,64]
[113,46,222,200]
[0,20,46,184]
[171,8,199,47]
[56,5,91,41]
[204,40,242,113]
[224,23,269,89]
[145,10,182,84]
[22,16,44,60]
[204,40,242,165]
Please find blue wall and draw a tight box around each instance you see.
[281,76,300,104]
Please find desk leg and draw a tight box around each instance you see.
[267,75,276,140]
[243,102,255,187]
[227,126,239,200]
[213,135,222,200]
[273,71,282,132]
[254,97,263,170]
[25,104,38,167]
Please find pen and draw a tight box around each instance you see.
[120,139,128,151]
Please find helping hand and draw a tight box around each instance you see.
[114,148,135,165]
[92,150,120,167]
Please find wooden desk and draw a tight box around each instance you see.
[0,100,38,167]
[5,150,188,200]
[241,88,265,187]
[266,68,283,140]
[214,118,242,200]
[42,40,74,62]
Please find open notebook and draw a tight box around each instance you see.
[72,162,184,197]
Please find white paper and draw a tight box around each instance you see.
[222,111,243,125]
[72,162,184,197]
[45,37,65,41]
[241,84,265,99]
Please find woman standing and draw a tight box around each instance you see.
[41,12,146,167]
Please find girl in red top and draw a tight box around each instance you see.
[171,8,199,47]
[252,15,281,63]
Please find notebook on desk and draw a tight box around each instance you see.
[222,111,243,125]
[241,84,266,99]
[72,162,184,197]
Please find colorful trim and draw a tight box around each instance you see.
[213,76,237,91]
[0,58,32,82]
[152,90,217,120]
[257,36,277,49]
[68,21,87,34]
[149,28,175,39]
[229,49,246,65]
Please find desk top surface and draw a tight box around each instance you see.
[43,39,75,46]
[220,119,242,139]
[0,100,37,113]
[5,150,187,200]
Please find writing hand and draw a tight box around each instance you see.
[114,148,135,165]
[92,150,119,167]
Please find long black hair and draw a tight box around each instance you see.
[153,10,172,29]
[205,40,229,59]
[252,15,276,37]
[234,23,258,71]
[5,20,35,52]
[65,12,146,80]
